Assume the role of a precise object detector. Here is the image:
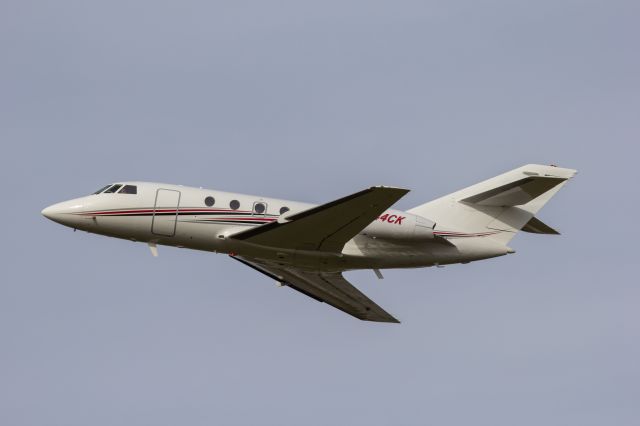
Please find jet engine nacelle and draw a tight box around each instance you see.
[362,211,436,241]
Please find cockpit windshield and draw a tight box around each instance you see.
[103,184,123,193]
[93,184,138,194]
[93,184,112,194]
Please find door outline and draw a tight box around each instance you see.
[152,189,181,237]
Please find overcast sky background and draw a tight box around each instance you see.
[1,1,638,425]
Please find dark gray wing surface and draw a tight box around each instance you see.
[230,186,409,252]
[231,256,399,323]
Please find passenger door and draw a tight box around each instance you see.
[152,189,181,236]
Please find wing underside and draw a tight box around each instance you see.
[232,256,399,323]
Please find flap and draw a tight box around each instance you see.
[231,256,399,323]
[230,186,409,252]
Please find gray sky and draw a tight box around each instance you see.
[1,1,638,425]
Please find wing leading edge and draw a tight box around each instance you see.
[231,256,399,323]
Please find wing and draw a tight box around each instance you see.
[230,186,409,252]
[231,256,399,323]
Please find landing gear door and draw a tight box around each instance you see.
[152,189,181,236]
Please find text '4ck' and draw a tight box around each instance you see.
[379,214,405,225]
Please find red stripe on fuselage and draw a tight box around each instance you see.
[78,208,256,216]
[201,217,276,222]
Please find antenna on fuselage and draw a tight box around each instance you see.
[148,242,158,257]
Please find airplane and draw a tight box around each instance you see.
[41,164,576,323]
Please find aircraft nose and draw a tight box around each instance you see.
[41,199,90,227]
[41,201,73,224]
[41,204,59,220]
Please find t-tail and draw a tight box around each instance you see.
[408,164,577,245]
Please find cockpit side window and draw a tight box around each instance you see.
[118,185,137,194]
[104,184,122,193]
[93,185,113,194]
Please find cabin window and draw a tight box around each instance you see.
[103,184,122,193]
[279,206,290,215]
[254,202,266,214]
[204,196,215,207]
[119,185,138,194]
[93,185,112,194]
[229,200,240,210]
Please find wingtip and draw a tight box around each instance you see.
[370,185,411,194]
[361,314,401,324]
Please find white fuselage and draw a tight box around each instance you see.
[42,182,510,271]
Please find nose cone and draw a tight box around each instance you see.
[42,201,74,225]
[41,205,59,220]
[41,198,92,227]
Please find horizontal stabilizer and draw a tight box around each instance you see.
[521,216,560,235]
[460,176,566,207]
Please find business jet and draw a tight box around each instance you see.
[42,164,576,323]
